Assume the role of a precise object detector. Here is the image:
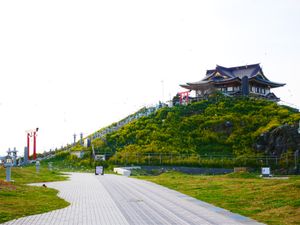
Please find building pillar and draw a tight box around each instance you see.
[242,76,249,96]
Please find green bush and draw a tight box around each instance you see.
[91,95,300,168]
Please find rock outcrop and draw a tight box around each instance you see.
[256,123,300,156]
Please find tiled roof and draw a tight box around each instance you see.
[216,64,261,78]
[231,66,260,78]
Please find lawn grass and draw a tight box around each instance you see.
[41,159,114,174]
[41,159,96,173]
[0,166,69,223]
[137,172,300,225]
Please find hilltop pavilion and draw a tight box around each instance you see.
[180,64,285,101]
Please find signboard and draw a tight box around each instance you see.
[261,167,270,176]
[95,166,104,175]
[95,154,106,161]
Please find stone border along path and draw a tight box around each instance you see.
[2,173,264,225]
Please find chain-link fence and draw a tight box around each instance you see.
[96,152,300,171]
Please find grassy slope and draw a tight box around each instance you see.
[138,172,300,225]
[0,167,69,223]
[97,96,300,157]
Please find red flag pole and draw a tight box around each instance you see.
[33,132,37,160]
[27,133,30,159]
[26,128,38,160]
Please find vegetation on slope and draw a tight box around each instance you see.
[95,95,300,158]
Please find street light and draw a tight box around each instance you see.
[48,162,53,171]
[12,147,18,166]
[4,155,13,182]
[36,160,40,173]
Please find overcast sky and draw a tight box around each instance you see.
[0,0,300,156]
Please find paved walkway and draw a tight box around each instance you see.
[3,173,264,225]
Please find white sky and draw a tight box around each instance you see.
[0,0,300,156]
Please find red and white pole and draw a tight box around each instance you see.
[33,132,37,160]
[27,133,30,159]
[26,128,38,160]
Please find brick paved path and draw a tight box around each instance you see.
[2,173,264,225]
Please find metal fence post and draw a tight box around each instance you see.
[294,150,299,169]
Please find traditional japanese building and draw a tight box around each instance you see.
[180,64,285,101]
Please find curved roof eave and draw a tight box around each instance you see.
[250,77,286,88]
[203,71,217,81]
[186,80,212,85]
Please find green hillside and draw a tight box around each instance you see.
[94,94,300,158]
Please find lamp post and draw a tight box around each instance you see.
[80,133,83,146]
[36,160,40,173]
[12,147,18,166]
[48,162,53,171]
[4,155,13,182]
[7,148,12,157]
[73,133,76,145]
[24,146,29,165]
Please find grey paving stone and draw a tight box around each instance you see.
[2,173,129,225]
[2,173,265,225]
